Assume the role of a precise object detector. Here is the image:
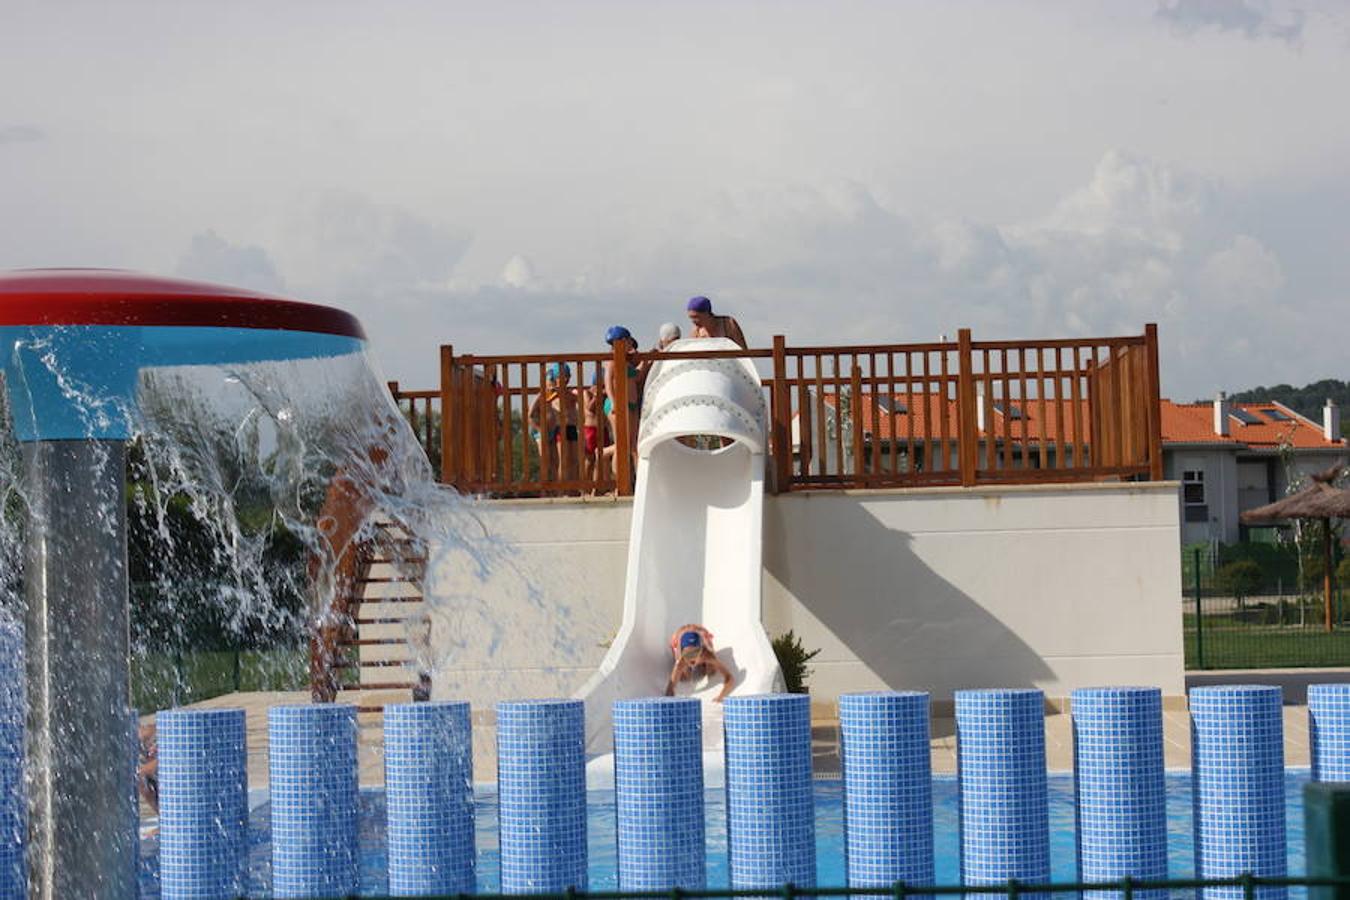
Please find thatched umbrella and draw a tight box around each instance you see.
[1240,463,1349,632]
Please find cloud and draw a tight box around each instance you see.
[0,125,44,145]
[500,254,537,289]
[278,189,472,297]
[1155,0,1304,44]
[174,229,285,293]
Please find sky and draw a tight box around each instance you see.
[2,0,1347,399]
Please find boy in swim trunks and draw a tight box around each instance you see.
[665,624,735,702]
[528,362,581,483]
[685,296,748,349]
[581,368,603,485]
[603,326,645,488]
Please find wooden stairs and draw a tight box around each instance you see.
[312,520,431,712]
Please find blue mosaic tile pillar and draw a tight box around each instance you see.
[1309,684,1350,782]
[157,708,249,900]
[385,701,475,897]
[267,703,359,899]
[724,693,816,890]
[1190,685,1286,900]
[839,691,933,891]
[1071,687,1167,900]
[496,699,587,894]
[0,627,24,897]
[955,689,1050,898]
[613,697,706,891]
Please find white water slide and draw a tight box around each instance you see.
[576,338,783,763]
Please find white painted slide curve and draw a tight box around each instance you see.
[575,338,783,771]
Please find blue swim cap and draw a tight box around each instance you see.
[546,361,571,381]
[686,296,712,314]
[679,631,702,649]
[605,325,633,344]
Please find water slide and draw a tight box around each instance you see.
[576,338,783,766]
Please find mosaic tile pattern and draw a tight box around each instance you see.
[1190,685,1285,900]
[724,693,816,890]
[497,699,587,894]
[613,697,706,891]
[1308,684,1350,782]
[157,708,249,900]
[267,704,359,899]
[955,689,1050,900]
[1071,687,1167,900]
[0,633,24,898]
[385,701,475,897]
[839,691,933,891]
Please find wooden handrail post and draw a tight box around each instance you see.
[771,335,792,493]
[850,363,865,480]
[439,345,455,486]
[1144,323,1164,481]
[957,329,977,486]
[612,339,633,496]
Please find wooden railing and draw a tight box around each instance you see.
[390,326,1163,497]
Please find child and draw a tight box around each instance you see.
[665,624,735,703]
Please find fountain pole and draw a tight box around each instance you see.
[22,440,135,900]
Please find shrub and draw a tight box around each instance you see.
[1338,557,1350,589]
[771,630,821,694]
[1215,559,1264,607]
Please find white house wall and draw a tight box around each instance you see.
[422,482,1184,706]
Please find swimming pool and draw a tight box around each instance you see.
[137,771,1313,898]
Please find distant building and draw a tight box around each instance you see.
[1162,395,1344,546]
[794,393,1346,546]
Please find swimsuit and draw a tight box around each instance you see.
[584,425,599,454]
[554,424,579,443]
[602,397,640,417]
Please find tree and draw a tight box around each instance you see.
[1215,559,1264,610]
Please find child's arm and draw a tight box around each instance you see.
[664,658,685,696]
[707,655,736,702]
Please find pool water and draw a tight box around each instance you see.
[137,771,1312,897]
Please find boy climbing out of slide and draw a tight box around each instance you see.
[665,624,736,702]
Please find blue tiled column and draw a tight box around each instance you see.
[157,708,249,900]
[1071,687,1167,900]
[385,701,475,897]
[724,693,816,890]
[613,697,705,891]
[955,689,1050,898]
[267,703,359,899]
[1190,685,1285,900]
[496,699,587,893]
[1309,684,1350,782]
[839,691,933,891]
[0,628,24,897]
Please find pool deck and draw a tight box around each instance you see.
[146,687,1317,800]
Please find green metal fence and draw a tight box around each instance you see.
[1185,545,1349,670]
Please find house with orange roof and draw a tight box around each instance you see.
[1160,395,1345,546]
[794,392,1345,545]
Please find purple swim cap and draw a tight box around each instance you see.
[686,296,712,314]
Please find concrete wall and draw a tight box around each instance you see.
[424,482,1185,707]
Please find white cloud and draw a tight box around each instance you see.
[1155,0,1305,44]
[500,254,536,289]
[174,230,285,293]
[0,125,43,145]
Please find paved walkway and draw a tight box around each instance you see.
[154,690,1317,796]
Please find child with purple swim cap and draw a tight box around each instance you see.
[685,295,747,348]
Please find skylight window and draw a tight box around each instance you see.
[1262,408,1293,422]
[993,402,1024,420]
[1229,409,1262,426]
[876,397,908,414]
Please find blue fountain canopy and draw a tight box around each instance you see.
[1,324,364,442]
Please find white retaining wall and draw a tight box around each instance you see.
[425,482,1184,707]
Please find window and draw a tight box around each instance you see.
[993,402,1023,420]
[1183,470,1208,522]
[1230,409,1262,426]
[1262,408,1293,422]
[876,396,908,414]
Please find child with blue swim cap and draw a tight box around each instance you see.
[665,624,736,702]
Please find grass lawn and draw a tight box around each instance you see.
[1183,617,1350,669]
[131,646,321,712]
